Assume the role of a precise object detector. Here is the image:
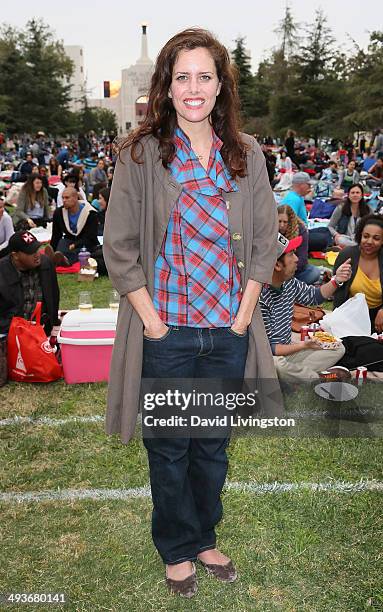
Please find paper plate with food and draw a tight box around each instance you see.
[309,330,343,350]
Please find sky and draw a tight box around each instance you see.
[1,0,378,98]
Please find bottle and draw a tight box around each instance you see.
[300,325,310,341]
[78,247,90,269]
[49,325,61,352]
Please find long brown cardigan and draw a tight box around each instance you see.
[103,133,282,444]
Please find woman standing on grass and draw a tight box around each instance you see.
[103,28,278,598]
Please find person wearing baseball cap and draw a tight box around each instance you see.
[0,231,59,335]
[280,171,312,225]
[259,233,352,382]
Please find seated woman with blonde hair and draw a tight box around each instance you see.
[278,204,324,285]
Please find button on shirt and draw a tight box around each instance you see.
[153,127,242,328]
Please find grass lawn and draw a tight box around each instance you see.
[1,273,382,611]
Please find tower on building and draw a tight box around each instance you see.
[64,45,86,112]
[88,23,154,133]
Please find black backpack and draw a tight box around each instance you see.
[338,336,383,371]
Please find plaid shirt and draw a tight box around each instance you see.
[153,127,242,327]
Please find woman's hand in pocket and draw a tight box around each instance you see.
[144,321,169,340]
[230,322,248,336]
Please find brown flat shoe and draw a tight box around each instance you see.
[198,559,237,582]
[165,562,197,598]
[53,251,70,267]
[44,244,55,261]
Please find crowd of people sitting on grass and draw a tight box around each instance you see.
[0,132,114,269]
[0,128,383,384]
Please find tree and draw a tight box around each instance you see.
[270,9,345,142]
[251,65,271,119]
[231,37,256,118]
[251,5,299,136]
[297,9,335,83]
[274,4,299,59]
[0,19,73,134]
[72,99,118,135]
[94,108,118,135]
[343,31,383,131]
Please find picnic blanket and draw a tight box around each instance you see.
[56,262,80,274]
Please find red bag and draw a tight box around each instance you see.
[7,302,63,382]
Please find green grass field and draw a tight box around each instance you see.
[1,273,383,611]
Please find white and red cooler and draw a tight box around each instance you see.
[58,308,117,383]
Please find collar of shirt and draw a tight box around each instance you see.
[270,283,285,294]
[171,126,238,195]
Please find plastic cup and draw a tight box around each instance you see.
[78,291,92,312]
[109,290,119,310]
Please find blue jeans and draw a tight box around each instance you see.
[56,238,81,264]
[308,227,331,252]
[142,325,249,565]
[295,264,321,285]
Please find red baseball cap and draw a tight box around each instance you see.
[277,233,303,258]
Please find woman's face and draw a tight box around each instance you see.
[278,212,289,235]
[360,224,383,257]
[99,194,107,211]
[169,47,221,132]
[33,178,43,192]
[348,161,356,171]
[348,186,363,204]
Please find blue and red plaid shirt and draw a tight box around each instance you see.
[153,127,242,328]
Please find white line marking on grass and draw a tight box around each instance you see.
[225,480,383,494]
[1,480,382,504]
[0,486,151,503]
[0,415,104,427]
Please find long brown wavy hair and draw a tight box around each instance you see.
[278,205,305,240]
[341,183,370,218]
[21,175,45,210]
[120,28,248,178]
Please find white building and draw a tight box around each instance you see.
[88,25,154,134]
[64,45,86,112]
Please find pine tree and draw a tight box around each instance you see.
[231,37,255,118]
[298,8,335,82]
[0,19,73,133]
[343,31,383,130]
[270,9,344,142]
[274,4,299,59]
